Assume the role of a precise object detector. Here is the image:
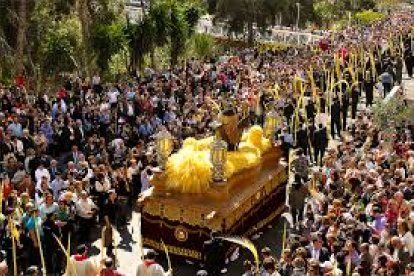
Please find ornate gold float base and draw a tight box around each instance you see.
[141,146,287,260]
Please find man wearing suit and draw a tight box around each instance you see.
[306,234,330,263]
[313,124,328,166]
[364,70,375,107]
[341,90,349,131]
[74,120,86,150]
[84,137,98,158]
[20,129,34,150]
[305,99,316,123]
[66,145,83,166]
[351,86,360,120]
[60,119,75,152]
[330,98,341,139]
[296,124,310,157]
[283,100,295,129]
[48,159,59,181]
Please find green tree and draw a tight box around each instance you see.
[314,0,337,28]
[91,22,126,72]
[125,0,203,71]
[192,33,216,58]
[169,4,189,67]
[215,0,301,44]
[41,18,81,75]
[125,16,155,73]
[354,11,385,25]
[357,0,376,10]
[215,0,259,44]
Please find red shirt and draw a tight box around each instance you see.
[385,208,398,225]
[100,268,124,276]
[57,88,67,99]
[319,40,329,51]
[15,75,26,88]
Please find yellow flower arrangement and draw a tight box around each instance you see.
[164,126,271,194]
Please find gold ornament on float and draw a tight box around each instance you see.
[175,226,189,242]
[264,107,278,141]
[155,128,173,170]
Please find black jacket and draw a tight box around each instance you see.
[314,127,328,149]
[296,128,309,147]
[331,101,341,119]
[306,245,330,263]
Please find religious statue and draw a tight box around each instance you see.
[217,102,250,151]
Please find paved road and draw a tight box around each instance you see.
[89,207,286,275]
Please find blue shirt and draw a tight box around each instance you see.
[373,215,386,232]
[138,123,153,137]
[25,216,44,236]
[7,123,23,137]
[39,123,54,142]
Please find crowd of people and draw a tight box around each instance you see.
[0,6,414,276]
[239,12,414,276]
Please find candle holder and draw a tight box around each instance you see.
[264,108,278,141]
[155,129,173,170]
[209,121,227,183]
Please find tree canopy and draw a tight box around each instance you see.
[0,0,401,86]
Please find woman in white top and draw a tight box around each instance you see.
[398,220,414,257]
[39,193,58,219]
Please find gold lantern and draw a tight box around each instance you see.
[155,129,173,169]
[264,109,278,140]
[210,121,227,183]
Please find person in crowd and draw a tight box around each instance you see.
[289,175,308,227]
[330,98,341,139]
[136,249,171,276]
[68,244,98,276]
[76,191,97,244]
[313,123,328,165]
[380,66,394,97]
[100,257,125,276]
[203,231,226,275]
[242,260,254,276]
[291,149,309,184]
[42,212,63,274]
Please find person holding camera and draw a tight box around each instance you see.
[76,191,97,244]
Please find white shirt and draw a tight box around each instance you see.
[35,187,50,207]
[108,90,119,104]
[136,262,170,276]
[13,139,24,153]
[127,104,134,116]
[76,198,96,219]
[35,168,50,183]
[95,178,111,193]
[50,178,69,200]
[39,202,58,219]
[401,231,414,257]
[83,168,94,181]
[128,163,142,179]
[68,256,97,276]
[311,247,320,260]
